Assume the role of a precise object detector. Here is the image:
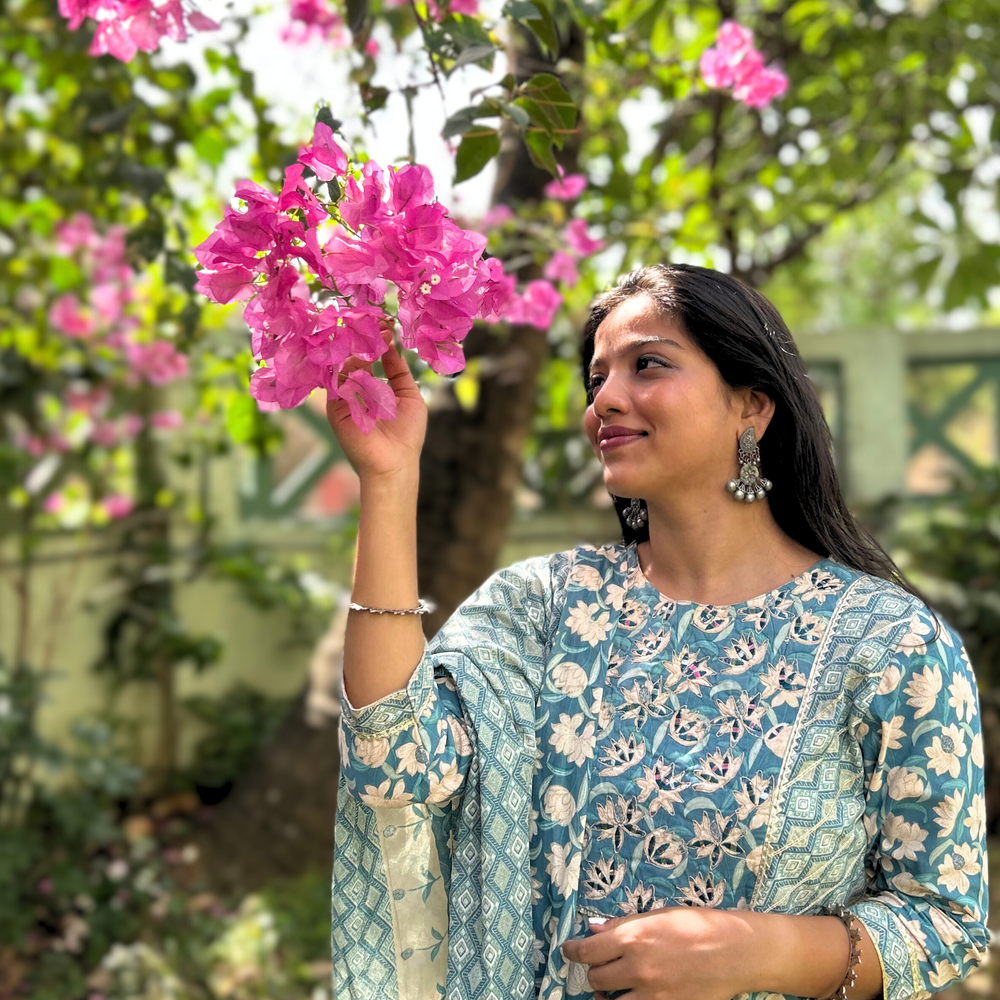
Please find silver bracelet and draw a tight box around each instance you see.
[818,904,862,1000]
[348,598,435,616]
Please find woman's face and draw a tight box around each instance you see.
[583,294,751,506]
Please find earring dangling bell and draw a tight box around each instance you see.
[726,427,773,503]
[623,497,648,530]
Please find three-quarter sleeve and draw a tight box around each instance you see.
[339,551,572,808]
[849,607,990,1000]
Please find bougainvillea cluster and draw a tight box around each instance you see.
[58,0,218,62]
[16,214,191,525]
[699,21,788,109]
[195,123,561,429]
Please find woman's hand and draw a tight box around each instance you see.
[560,908,746,1000]
[325,320,427,483]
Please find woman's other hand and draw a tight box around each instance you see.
[560,909,744,1000]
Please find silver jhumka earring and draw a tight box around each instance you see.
[623,497,648,530]
[726,427,772,503]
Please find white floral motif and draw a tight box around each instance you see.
[598,734,646,776]
[635,761,691,815]
[354,736,390,767]
[881,813,928,860]
[691,605,735,634]
[618,675,672,727]
[964,793,986,842]
[789,612,825,644]
[582,855,626,899]
[359,778,413,808]
[712,690,767,743]
[948,672,977,722]
[720,633,769,675]
[676,872,725,907]
[933,789,965,837]
[542,784,577,826]
[566,600,613,646]
[905,662,943,719]
[545,842,582,899]
[937,844,981,895]
[887,766,925,800]
[568,563,604,591]
[630,627,673,661]
[759,657,807,707]
[551,660,589,698]
[692,748,744,791]
[619,881,659,915]
[427,759,464,804]
[395,741,427,776]
[925,723,966,778]
[549,713,597,765]
[662,645,714,694]
[791,569,845,604]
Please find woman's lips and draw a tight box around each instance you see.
[599,432,646,451]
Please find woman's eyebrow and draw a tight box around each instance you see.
[589,336,685,372]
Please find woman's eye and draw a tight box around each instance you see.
[636,355,670,372]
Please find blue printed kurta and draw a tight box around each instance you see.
[333,543,989,1000]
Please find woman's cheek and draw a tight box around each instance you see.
[582,405,601,453]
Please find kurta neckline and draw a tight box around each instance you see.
[625,541,838,611]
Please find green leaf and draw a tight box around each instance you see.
[518,73,577,140]
[49,256,81,293]
[226,395,260,446]
[442,102,497,139]
[454,131,501,183]
[316,105,343,132]
[502,0,542,18]
[345,0,369,35]
[361,85,390,113]
[451,43,498,70]
[524,129,559,175]
[499,100,531,129]
[523,2,560,57]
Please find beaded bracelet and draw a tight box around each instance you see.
[818,904,863,1000]
[348,599,435,616]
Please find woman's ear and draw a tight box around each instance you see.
[738,388,776,441]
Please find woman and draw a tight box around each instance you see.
[328,264,989,1000]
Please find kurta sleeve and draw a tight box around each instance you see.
[849,607,990,1000]
[339,550,572,808]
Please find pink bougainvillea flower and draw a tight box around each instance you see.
[64,0,218,62]
[297,122,349,182]
[101,494,134,519]
[735,66,789,108]
[151,410,183,429]
[90,19,139,62]
[543,250,579,286]
[55,213,97,255]
[564,218,605,257]
[508,280,562,329]
[479,204,513,231]
[125,340,189,385]
[194,264,258,304]
[544,167,588,201]
[283,0,344,43]
[699,20,788,109]
[195,126,533,425]
[336,370,397,433]
[43,491,66,514]
[49,294,95,338]
[716,20,755,60]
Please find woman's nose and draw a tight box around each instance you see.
[592,370,629,416]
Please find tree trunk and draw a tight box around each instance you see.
[195,23,584,891]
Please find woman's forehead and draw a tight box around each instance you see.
[591,296,690,358]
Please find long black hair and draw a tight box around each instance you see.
[582,263,912,591]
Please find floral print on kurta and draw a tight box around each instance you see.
[337,543,989,1000]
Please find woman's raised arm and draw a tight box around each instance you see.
[326,324,428,709]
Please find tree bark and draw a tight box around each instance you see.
[195,22,583,891]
